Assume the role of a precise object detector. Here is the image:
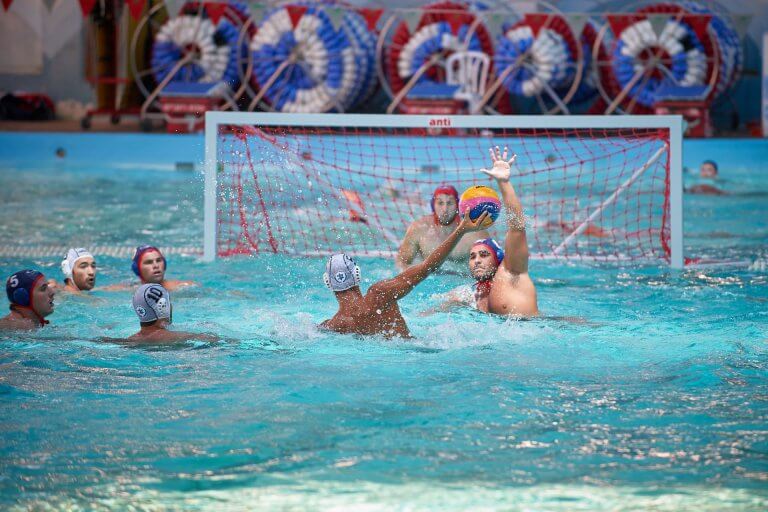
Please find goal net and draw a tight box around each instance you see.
[204,113,683,267]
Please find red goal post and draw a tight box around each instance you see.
[204,113,684,268]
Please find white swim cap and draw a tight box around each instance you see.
[133,284,172,323]
[61,248,93,279]
[323,253,361,292]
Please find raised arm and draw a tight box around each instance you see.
[481,146,529,274]
[395,221,422,271]
[369,211,489,305]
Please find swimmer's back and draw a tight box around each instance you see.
[321,294,411,338]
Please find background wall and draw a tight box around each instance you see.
[0,0,764,131]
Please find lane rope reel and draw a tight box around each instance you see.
[494,14,579,99]
[152,1,249,88]
[385,2,494,96]
[250,4,376,113]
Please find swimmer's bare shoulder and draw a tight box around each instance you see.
[0,316,38,331]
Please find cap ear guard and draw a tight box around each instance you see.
[60,259,72,279]
[12,288,30,307]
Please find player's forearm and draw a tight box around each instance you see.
[498,181,525,230]
[420,227,463,273]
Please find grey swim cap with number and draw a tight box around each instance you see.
[323,253,361,292]
[132,283,172,323]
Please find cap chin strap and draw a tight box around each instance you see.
[474,279,493,297]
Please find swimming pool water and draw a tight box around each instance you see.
[0,134,767,510]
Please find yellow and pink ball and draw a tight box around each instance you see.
[458,186,501,228]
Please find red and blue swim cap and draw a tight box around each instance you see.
[430,185,459,213]
[131,245,166,279]
[472,238,505,264]
[6,270,44,307]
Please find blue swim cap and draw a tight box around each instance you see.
[472,238,505,264]
[6,270,44,307]
[131,245,166,278]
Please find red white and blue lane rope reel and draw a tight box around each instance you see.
[493,14,580,111]
[151,2,249,90]
[681,1,742,100]
[598,2,741,113]
[382,2,494,106]
[611,12,707,108]
[248,5,377,113]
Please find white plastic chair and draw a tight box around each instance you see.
[446,51,490,114]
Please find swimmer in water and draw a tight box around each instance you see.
[0,270,55,330]
[396,185,490,271]
[321,210,490,338]
[131,245,195,291]
[439,147,538,317]
[123,284,215,343]
[686,160,726,195]
[59,248,96,292]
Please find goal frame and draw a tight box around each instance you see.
[204,112,684,268]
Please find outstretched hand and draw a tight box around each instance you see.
[480,145,516,182]
[458,210,490,234]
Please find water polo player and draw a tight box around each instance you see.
[131,245,196,291]
[468,146,538,316]
[60,248,97,292]
[0,270,55,330]
[396,185,489,271]
[321,209,490,338]
[124,284,215,343]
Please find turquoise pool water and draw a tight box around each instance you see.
[0,134,767,510]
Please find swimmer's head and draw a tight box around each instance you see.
[469,238,504,281]
[700,160,718,178]
[132,245,166,283]
[132,283,172,325]
[61,248,96,291]
[431,185,459,225]
[6,269,55,322]
[323,253,361,293]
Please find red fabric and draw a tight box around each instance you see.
[2,0,13,12]
[286,5,308,29]
[204,2,227,25]
[358,8,383,31]
[125,0,146,21]
[78,0,97,17]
